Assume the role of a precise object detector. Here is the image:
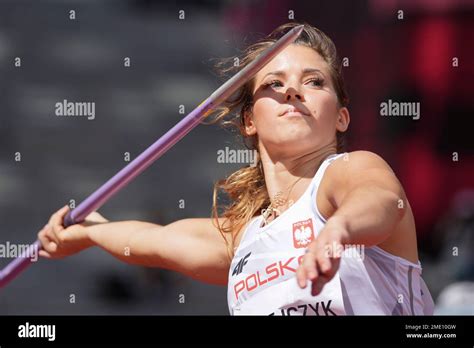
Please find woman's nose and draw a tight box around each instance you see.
[285,87,303,101]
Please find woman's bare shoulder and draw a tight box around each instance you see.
[330,150,394,172]
[324,150,397,188]
[318,150,401,219]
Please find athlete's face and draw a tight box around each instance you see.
[245,44,349,157]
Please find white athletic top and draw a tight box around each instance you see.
[227,153,434,315]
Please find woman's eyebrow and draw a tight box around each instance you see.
[302,68,325,76]
[259,70,285,83]
[259,68,325,84]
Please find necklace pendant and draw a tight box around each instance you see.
[273,191,287,208]
[261,206,275,226]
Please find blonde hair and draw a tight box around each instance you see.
[209,22,349,261]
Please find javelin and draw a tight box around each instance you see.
[0,25,304,288]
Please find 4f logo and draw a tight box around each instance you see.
[292,218,315,248]
[232,252,251,276]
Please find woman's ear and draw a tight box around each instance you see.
[336,107,350,133]
[243,108,257,137]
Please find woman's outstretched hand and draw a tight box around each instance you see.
[37,205,108,259]
[296,216,349,296]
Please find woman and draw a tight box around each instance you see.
[37,23,434,315]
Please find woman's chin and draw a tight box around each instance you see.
[267,134,319,151]
[280,127,315,142]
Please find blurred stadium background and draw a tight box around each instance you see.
[0,0,472,315]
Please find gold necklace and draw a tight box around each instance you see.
[260,163,320,226]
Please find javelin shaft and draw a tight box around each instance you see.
[0,25,304,288]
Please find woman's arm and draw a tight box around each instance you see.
[323,150,406,246]
[38,207,232,285]
[296,150,409,294]
[91,218,231,284]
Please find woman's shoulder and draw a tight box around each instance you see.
[333,150,391,166]
[319,150,398,207]
[327,150,395,179]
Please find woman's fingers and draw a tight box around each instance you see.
[311,257,333,296]
[305,250,319,280]
[297,237,343,295]
[296,261,308,288]
[297,242,321,288]
[39,249,52,259]
[38,230,58,253]
[311,255,342,295]
[43,224,59,245]
[38,230,61,258]
[38,227,56,251]
[38,205,69,258]
[51,224,64,244]
[48,205,69,227]
[46,205,70,244]
[37,205,95,259]
[318,251,332,273]
[38,229,49,249]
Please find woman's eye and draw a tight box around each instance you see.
[264,80,283,88]
[307,78,324,87]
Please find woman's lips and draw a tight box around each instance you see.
[280,105,308,117]
[283,110,306,117]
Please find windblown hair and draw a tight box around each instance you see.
[209,22,349,261]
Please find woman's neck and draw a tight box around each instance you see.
[259,140,338,218]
